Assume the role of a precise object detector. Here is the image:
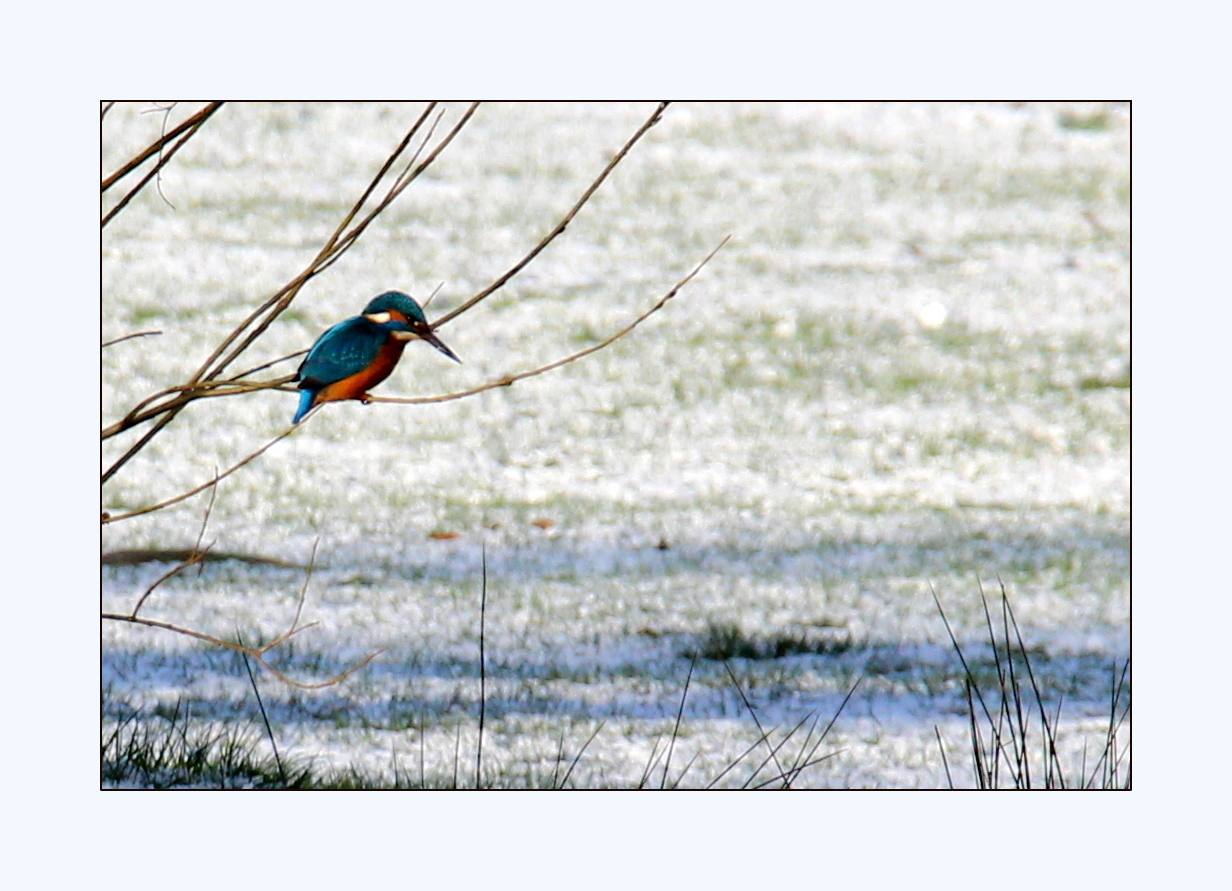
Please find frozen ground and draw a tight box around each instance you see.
[102,102,1129,788]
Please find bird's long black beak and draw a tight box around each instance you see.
[422,328,461,364]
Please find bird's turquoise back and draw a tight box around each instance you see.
[296,316,407,389]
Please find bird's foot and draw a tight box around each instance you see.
[359,392,373,405]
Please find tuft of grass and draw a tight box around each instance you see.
[932,581,1130,789]
[689,621,854,661]
[102,700,314,789]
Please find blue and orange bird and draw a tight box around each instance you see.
[292,290,460,424]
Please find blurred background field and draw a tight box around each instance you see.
[102,102,1129,788]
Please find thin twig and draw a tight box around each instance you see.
[151,103,178,209]
[129,546,211,619]
[192,469,220,578]
[421,282,445,310]
[102,330,161,348]
[317,103,438,263]
[125,467,216,616]
[103,376,293,442]
[227,352,308,383]
[290,540,320,636]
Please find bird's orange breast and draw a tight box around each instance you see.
[315,338,409,405]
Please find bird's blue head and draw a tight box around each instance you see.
[363,291,430,325]
[362,290,460,363]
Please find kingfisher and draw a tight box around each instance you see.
[292,290,460,424]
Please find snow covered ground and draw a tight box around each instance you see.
[102,102,1129,788]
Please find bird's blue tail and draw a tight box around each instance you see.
[292,388,316,424]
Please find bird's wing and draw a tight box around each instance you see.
[295,316,386,388]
